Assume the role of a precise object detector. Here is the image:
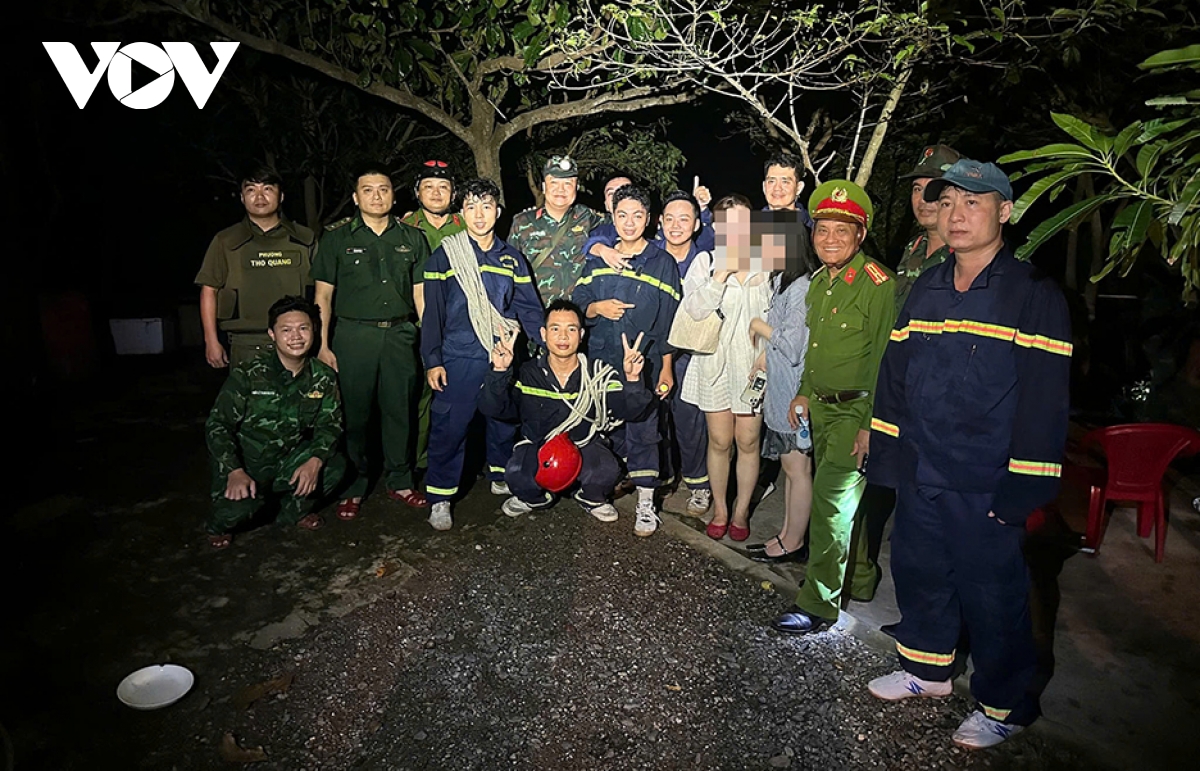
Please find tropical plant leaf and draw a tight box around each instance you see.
[997,143,1095,163]
[1016,192,1120,259]
[1051,113,1111,153]
[1139,45,1200,71]
[1010,168,1089,223]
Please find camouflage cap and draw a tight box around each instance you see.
[923,159,1014,202]
[808,179,874,231]
[543,155,578,179]
[900,144,962,180]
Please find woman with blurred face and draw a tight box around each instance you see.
[680,194,770,542]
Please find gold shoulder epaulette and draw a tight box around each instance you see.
[864,262,890,286]
[324,216,353,232]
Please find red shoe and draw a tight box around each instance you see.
[336,499,361,520]
[728,523,750,542]
[706,520,729,540]
[387,488,429,508]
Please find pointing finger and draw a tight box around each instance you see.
[617,301,636,309]
[693,175,699,190]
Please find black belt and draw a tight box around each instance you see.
[338,316,415,328]
[813,390,869,405]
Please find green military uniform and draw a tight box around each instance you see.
[400,210,466,251]
[313,215,429,498]
[195,217,316,366]
[508,203,603,303]
[401,209,467,470]
[206,351,344,534]
[797,183,898,623]
[892,233,951,313]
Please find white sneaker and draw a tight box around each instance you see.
[584,502,619,522]
[428,502,452,531]
[502,496,532,518]
[867,670,952,701]
[685,489,712,517]
[952,710,1024,750]
[634,500,660,536]
[490,480,511,495]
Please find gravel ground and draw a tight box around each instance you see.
[152,506,1086,771]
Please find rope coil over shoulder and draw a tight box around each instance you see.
[442,231,519,351]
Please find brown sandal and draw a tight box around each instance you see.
[297,513,324,530]
[336,499,361,520]
[387,489,429,508]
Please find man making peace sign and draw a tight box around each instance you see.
[480,300,655,523]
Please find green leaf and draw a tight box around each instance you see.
[627,15,649,41]
[997,143,1094,163]
[1010,169,1089,223]
[1111,199,1155,257]
[952,35,975,54]
[1017,192,1120,258]
[1136,143,1163,179]
[1112,121,1145,159]
[409,40,436,61]
[1137,118,1192,142]
[1051,113,1111,153]
[493,0,509,8]
[1139,45,1200,71]
[1169,171,1200,226]
[513,20,535,42]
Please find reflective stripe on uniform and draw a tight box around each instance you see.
[897,642,955,667]
[980,703,1013,721]
[895,318,1071,356]
[871,417,899,438]
[1007,458,1062,477]
[575,267,681,301]
[426,484,458,496]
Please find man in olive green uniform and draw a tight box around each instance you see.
[206,296,344,548]
[196,168,316,368]
[313,165,431,518]
[773,181,897,635]
[508,156,604,304]
[893,144,961,312]
[400,160,467,473]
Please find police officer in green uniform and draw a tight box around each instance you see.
[508,156,604,304]
[400,159,466,250]
[205,295,344,549]
[401,160,467,473]
[893,144,961,311]
[313,165,431,519]
[772,180,897,635]
[196,168,316,368]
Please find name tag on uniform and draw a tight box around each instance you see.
[250,390,276,396]
[347,247,366,254]
[248,250,295,268]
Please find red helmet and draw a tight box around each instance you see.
[535,433,582,493]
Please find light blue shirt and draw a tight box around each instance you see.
[763,273,811,434]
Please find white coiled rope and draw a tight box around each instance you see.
[442,231,519,352]
[546,354,625,446]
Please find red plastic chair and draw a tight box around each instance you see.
[1081,423,1200,562]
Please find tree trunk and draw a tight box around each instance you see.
[473,138,505,200]
[1064,176,1086,292]
[853,67,913,188]
[304,174,320,231]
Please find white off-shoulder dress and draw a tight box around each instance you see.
[679,251,771,414]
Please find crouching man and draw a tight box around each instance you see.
[205,296,345,548]
[479,300,653,522]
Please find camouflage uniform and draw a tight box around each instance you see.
[508,204,604,303]
[205,351,345,535]
[893,233,951,313]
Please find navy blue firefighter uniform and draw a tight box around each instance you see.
[571,244,682,488]
[868,248,1072,726]
[420,236,545,503]
[479,355,654,507]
